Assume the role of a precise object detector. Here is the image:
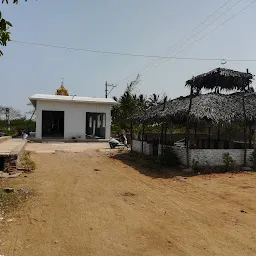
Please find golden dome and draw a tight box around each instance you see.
[56,82,69,96]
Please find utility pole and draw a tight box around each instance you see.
[105,81,108,98]
[5,108,10,131]
[105,81,117,98]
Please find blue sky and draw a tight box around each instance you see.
[1,0,256,114]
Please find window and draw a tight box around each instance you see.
[86,112,106,139]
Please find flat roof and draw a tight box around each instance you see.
[29,94,117,106]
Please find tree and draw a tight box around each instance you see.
[112,75,143,131]
[0,106,22,119]
[26,102,36,120]
[8,107,22,120]
[0,0,28,55]
[2,1,23,3]
[148,93,160,106]
[0,11,12,55]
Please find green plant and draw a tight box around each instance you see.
[159,147,180,167]
[1,128,16,136]
[0,1,30,56]
[222,153,236,172]
[191,159,199,171]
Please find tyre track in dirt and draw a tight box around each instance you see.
[1,150,256,256]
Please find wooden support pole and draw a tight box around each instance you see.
[130,120,133,151]
[249,125,252,149]
[164,122,168,145]
[254,128,256,150]
[208,126,211,149]
[229,123,232,148]
[243,122,247,165]
[141,124,145,155]
[194,123,197,148]
[242,69,249,166]
[161,123,164,156]
[217,123,220,149]
[186,87,193,167]
[170,121,173,144]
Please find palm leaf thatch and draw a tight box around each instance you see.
[133,92,256,125]
[186,68,253,91]
[132,102,167,124]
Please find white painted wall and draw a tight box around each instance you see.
[132,140,152,155]
[131,140,254,166]
[35,100,113,139]
[190,148,253,167]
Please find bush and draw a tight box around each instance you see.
[191,159,200,171]
[159,147,180,167]
[222,153,236,172]
[20,151,36,170]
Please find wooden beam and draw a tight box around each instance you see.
[186,87,193,167]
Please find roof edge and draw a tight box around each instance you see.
[29,94,117,105]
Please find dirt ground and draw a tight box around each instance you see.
[1,149,256,256]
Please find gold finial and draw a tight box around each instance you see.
[56,79,69,96]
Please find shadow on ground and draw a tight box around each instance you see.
[110,151,252,179]
[109,151,195,179]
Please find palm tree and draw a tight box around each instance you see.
[148,93,160,106]
[111,75,141,131]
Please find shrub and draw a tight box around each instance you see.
[222,153,236,172]
[191,159,199,171]
[159,147,180,167]
[20,151,36,171]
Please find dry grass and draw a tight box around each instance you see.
[20,151,36,171]
[0,187,33,218]
[0,151,36,219]
[121,192,137,197]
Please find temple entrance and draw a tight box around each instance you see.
[42,111,64,138]
[86,113,106,139]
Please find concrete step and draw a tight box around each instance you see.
[0,139,27,174]
[0,136,12,144]
[0,139,27,157]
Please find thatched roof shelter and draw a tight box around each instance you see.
[132,92,256,125]
[132,102,170,124]
[186,68,253,91]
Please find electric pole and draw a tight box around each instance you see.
[105,81,117,98]
[105,81,108,98]
[5,108,10,131]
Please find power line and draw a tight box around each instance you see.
[11,1,255,66]
[11,40,256,63]
[148,0,244,71]
[12,40,176,58]
[124,0,256,81]
[151,0,256,71]
[11,0,235,69]
[10,39,256,62]
[113,0,235,85]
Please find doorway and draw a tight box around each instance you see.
[86,112,106,139]
[42,111,64,138]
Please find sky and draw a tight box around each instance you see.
[1,0,256,115]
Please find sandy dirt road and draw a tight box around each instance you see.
[1,149,256,256]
